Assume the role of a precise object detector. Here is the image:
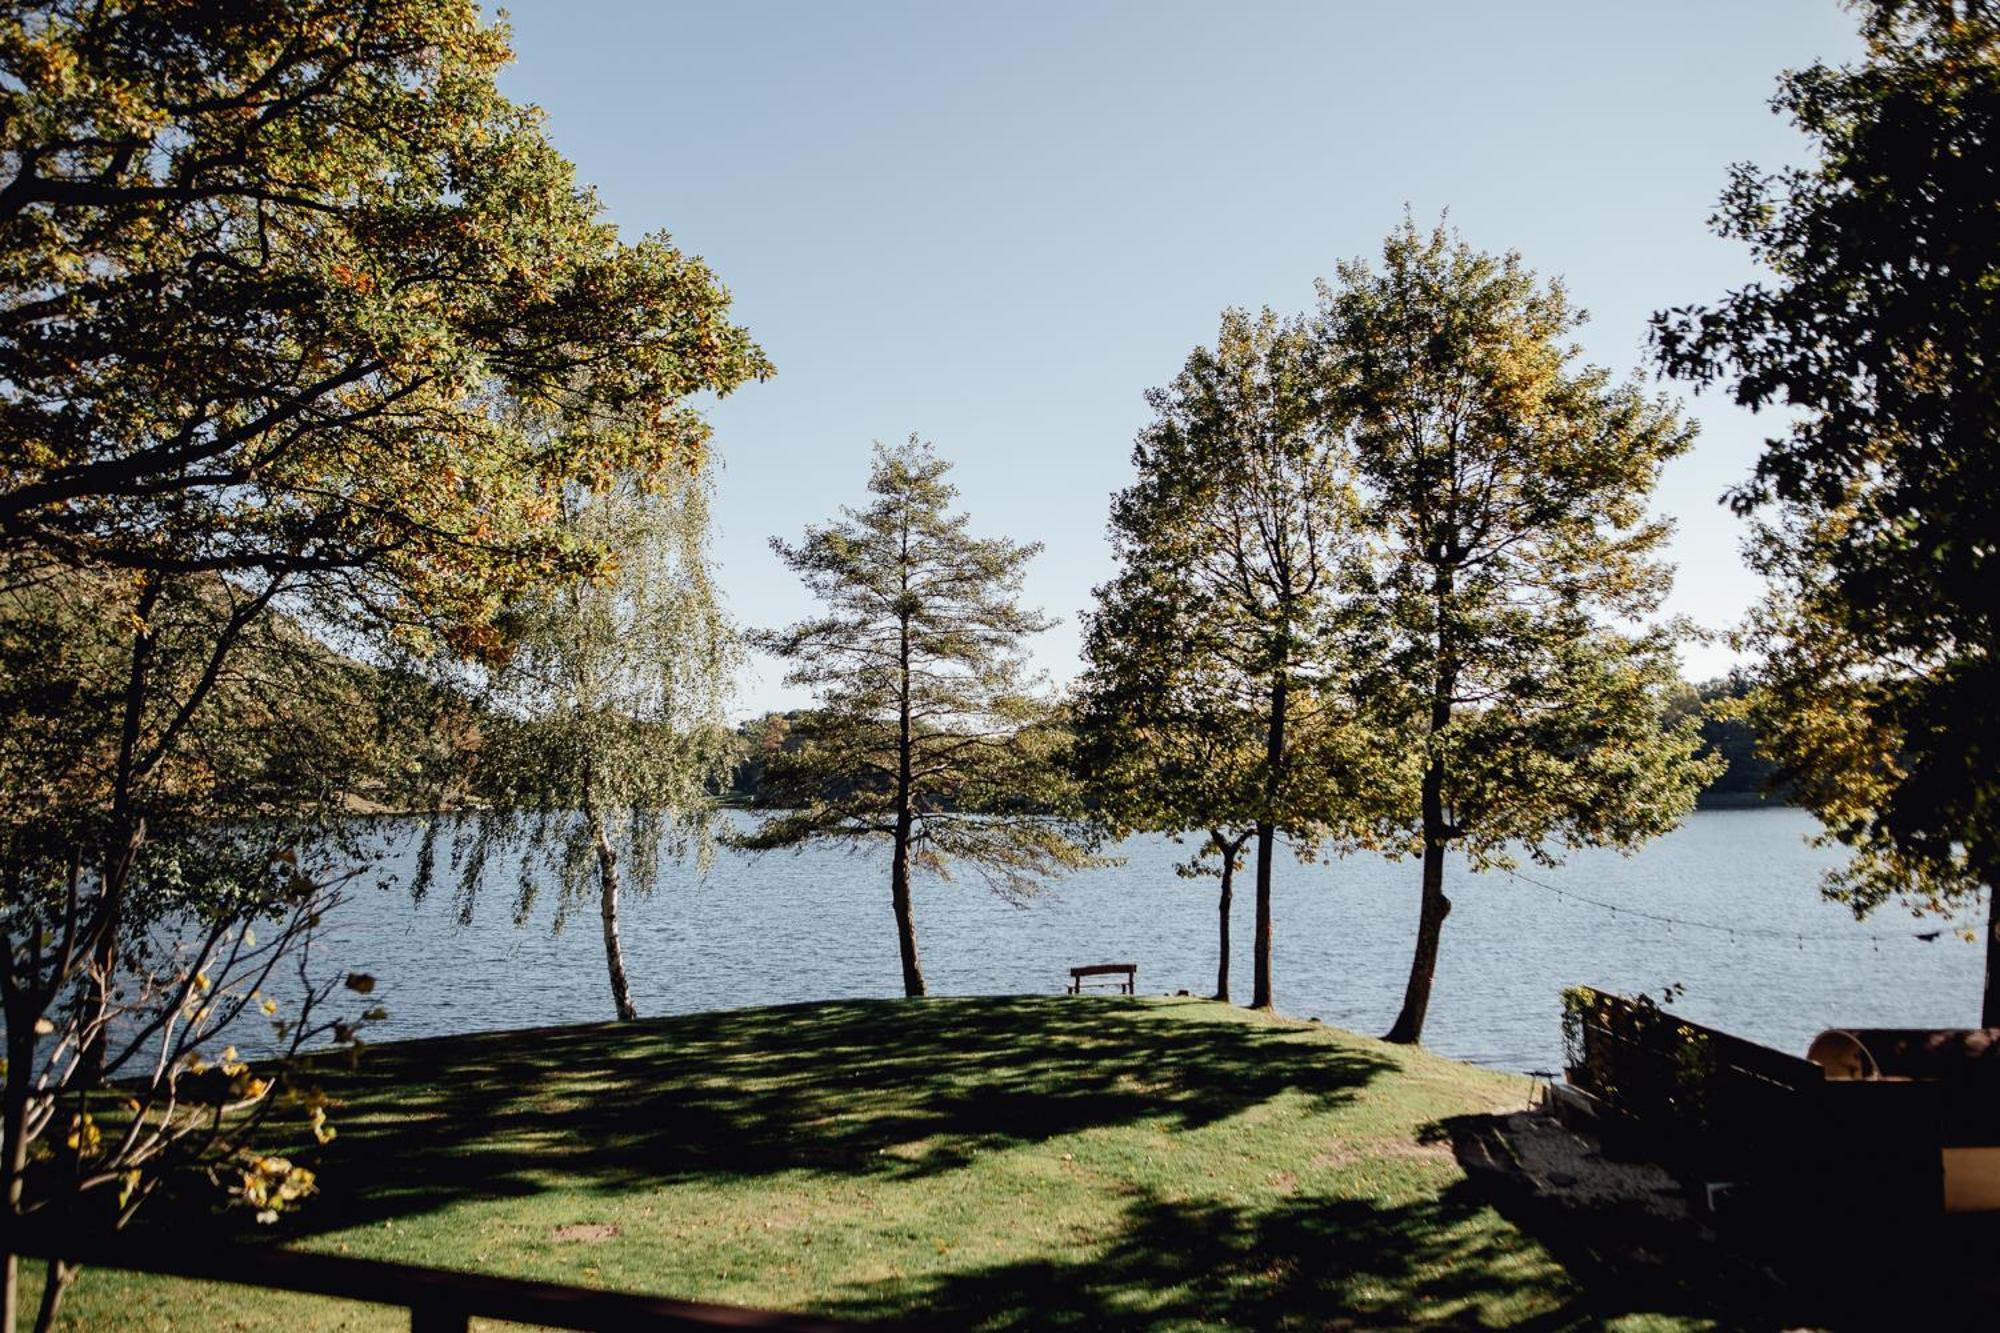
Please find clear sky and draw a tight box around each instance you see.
[492,1,1865,716]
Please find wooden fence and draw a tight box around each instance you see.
[1561,986,1945,1214]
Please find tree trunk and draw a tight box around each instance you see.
[889,818,926,999]
[80,818,145,1082]
[1384,790,1451,1045]
[1984,880,1999,1030]
[1212,831,1236,1003]
[1387,554,1459,1047]
[2,1020,33,1333]
[83,578,163,1083]
[1250,824,1275,1009]
[582,772,637,1022]
[29,1260,73,1333]
[1251,674,1288,1011]
[891,592,926,999]
[1387,666,1455,1045]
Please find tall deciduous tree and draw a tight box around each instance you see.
[1104,310,1382,1011]
[1653,1,2000,1024]
[1076,572,1265,1003]
[1319,220,1715,1046]
[443,465,735,1022]
[0,4,766,1321]
[743,439,1095,998]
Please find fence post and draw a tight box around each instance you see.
[410,1300,469,1333]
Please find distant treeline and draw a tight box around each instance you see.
[1672,674,1785,807]
[727,677,1790,811]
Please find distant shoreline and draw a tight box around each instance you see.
[1694,791,1792,811]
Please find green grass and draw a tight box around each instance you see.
[25,996,1711,1330]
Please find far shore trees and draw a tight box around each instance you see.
[1654,2,2000,1025]
[0,2,768,1324]
[1097,310,1392,1012]
[1319,220,1716,1047]
[443,467,736,1022]
[744,440,1096,998]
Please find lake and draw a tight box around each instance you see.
[306,807,1984,1075]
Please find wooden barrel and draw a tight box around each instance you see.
[1808,1028,2000,1082]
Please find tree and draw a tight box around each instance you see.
[1652,1,2000,1024]
[1076,569,1265,1002]
[743,439,1096,998]
[1101,309,1385,1011]
[0,3,767,1321]
[1664,674,1785,806]
[728,713,797,803]
[1,1,769,612]
[0,564,394,1331]
[1318,220,1716,1046]
[0,0,766,1037]
[441,468,736,1022]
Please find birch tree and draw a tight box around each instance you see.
[447,471,736,1022]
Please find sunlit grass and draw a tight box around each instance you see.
[26,996,1710,1330]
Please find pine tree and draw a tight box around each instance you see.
[744,439,1095,997]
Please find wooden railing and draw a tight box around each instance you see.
[2,1223,857,1332]
[1561,985,1824,1179]
[1560,986,1953,1216]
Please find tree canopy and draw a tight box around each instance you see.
[1653,0,2000,1022]
[0,0,770,647]
[1083,309,1396,1010]
[1321,219,1715,1045]
[0,4,767,1322]
[743,440,1095,998]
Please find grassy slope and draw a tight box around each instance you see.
[28,997,1701,1330]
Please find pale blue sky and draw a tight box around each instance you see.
[493,1,1864,715]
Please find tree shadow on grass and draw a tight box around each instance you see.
[240,996,1394,1237]
[817,1182,1601,1330]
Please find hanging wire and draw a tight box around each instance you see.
[1496,865,1945,944]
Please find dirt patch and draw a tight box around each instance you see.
[1455,1111,1687,1218]
[1309,1136,1455,1173]
[550,1223,620,1243]
[878,1137,937,1161]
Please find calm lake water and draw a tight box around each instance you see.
[302,808,1984,1075]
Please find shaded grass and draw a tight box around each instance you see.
[24,996,1712,1329]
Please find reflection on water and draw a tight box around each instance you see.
[286,808,1981,1075]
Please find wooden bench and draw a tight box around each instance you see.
[1068,963,1136,995]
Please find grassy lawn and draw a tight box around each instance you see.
[25,996,1708,1330]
